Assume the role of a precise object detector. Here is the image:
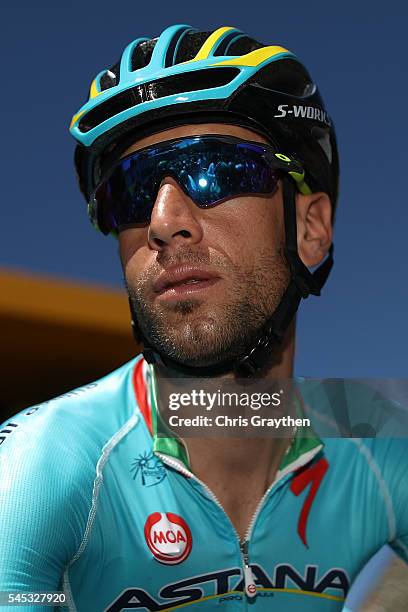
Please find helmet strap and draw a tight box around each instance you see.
[131,177,333,377]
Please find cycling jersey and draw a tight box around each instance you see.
[0,355,407,611]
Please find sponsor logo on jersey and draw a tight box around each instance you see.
[131,451,166,487]
[0,422,19,446]
[105,563,349,611]
[0,383,99,447]
[274,104,331,126]
[290,457,329,547]
[144,512,192,564]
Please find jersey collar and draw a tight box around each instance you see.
[132,356,323,474]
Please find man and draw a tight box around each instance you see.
[0,24,407,612]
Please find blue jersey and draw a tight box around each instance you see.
[0,355,407,611]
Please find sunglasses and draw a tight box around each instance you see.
[89,135,309,234]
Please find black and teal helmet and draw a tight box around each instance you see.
[70,25,338,376]
[70,24,339,214]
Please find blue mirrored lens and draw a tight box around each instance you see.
[94,136,281,233]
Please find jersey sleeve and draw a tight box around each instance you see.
[0,403,95,610]
[363,436,408,563]
[384,438,408,562]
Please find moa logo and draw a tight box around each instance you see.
[144,512,192,564]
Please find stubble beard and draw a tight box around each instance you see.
[125,247,290,367]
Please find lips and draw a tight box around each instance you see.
[153,266,221,295]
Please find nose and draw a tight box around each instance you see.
[147,176,204,250]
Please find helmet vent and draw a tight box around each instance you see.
[164,27,192,67]
[131,39,157,71]
[78,68,240,133]
[174,31,211,63]
[213,31,245,56]
[226,35,263,56]
[253,59,315,98]
[100,63,119,91]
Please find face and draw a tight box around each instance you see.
[119,123,291,367]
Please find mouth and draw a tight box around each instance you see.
[153,266,221,300]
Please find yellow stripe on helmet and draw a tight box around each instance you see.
[70,109,86,129]
[187,26,236,62]
[89,78,102,100]
[211,45,290,67]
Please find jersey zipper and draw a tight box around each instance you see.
[156,452,290,602]
[239,441,324,593]
[239,470,294,599]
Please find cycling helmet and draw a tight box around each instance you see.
[70,24,338,213]
[70,25,338,376]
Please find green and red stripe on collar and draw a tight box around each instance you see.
[133,357,329,546]
[132,356,324,475]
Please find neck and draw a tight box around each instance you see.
[154,319,296,483]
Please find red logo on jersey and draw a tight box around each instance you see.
[290,457,329,547]
[144,512,192,564]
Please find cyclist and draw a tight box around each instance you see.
[0,24,407,612]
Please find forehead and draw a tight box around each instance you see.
[123,123,270,156]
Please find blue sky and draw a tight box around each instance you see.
[1,0,407,377]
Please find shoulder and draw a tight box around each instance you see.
[0,355,147,516]
[322,437,408,521]
[324,437,408,553]
[323,437,408,478]
[0,356,147,578]
[0,355,143,461]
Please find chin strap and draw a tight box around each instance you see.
[132,177,333,377]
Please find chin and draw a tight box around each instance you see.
[162,327,240,367]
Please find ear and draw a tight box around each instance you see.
[296,192,333,267]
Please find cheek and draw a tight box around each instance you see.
[118,229,148,268]
[207,197,284,263]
